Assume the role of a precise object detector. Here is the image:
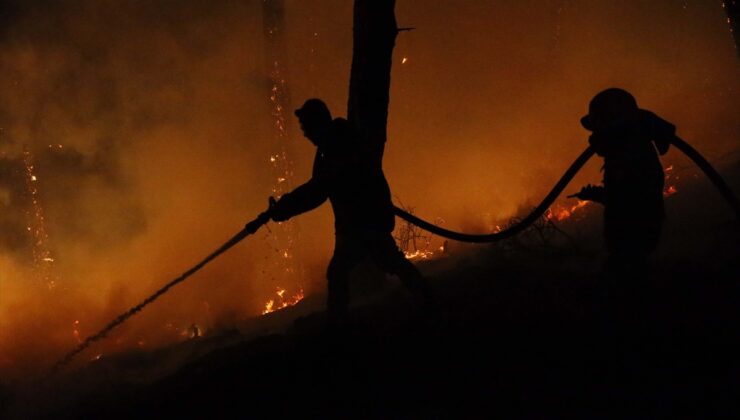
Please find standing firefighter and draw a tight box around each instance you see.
[269,98,435,328]
[572,88,676,273]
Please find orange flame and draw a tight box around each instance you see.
[546,200,590,221]
[404,249,436,260]
[663,165,678,197]
[261,286,304,315]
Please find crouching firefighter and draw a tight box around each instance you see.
[266,98,436,329]
[571,88,676,274]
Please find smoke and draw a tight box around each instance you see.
[0,0,299,377]
[0,0,738,378]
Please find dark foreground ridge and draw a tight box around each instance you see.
[4,164,740,419]
[32,264,740,418]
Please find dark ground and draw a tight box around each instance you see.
[3,161,739,419]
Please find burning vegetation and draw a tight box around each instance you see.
[261,286,305,315]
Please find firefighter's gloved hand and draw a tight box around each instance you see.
[245,197,277,233]
[244,217,266,234]
[270,197,291,222]
[271,211,290,222]
[569,184,605,203]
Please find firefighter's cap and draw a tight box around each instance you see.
[294,98,331,122]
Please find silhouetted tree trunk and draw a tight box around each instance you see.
[724,0,740,57]
[347,0,398,167]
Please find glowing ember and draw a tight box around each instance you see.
[22,145,57,289]
[72,320,82,344]
[261,286,305,315]
[263,0,303,307]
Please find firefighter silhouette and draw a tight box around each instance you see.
[572,88,675,272]
[270,98,435,328]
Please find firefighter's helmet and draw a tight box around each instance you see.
[581,88,639,131]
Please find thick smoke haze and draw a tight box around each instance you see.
[0,0,738,377]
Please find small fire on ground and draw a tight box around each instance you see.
[546,200,590,222]
[261,286,305,315]
[404,245,445,261]
[663,165,678,197]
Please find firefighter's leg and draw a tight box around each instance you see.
[606,218,659,277]
[370,235,436,305]
[326,236,362,328]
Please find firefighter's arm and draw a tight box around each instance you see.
[270,177,328,222]
[568,184,606,204]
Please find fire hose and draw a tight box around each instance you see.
[393,147,596,243]
[50,200,276,374]
[51,137,738,372]
[392,137,740,242]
